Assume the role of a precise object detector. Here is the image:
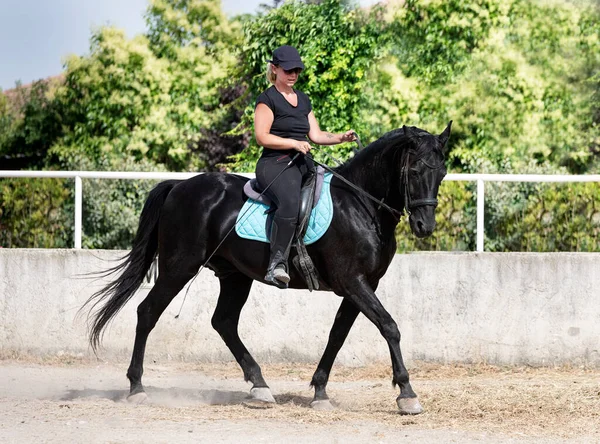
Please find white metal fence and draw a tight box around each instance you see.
[1,170,599,251]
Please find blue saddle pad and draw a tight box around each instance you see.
[236,173,333,245]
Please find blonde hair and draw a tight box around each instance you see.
[266,63,277,85]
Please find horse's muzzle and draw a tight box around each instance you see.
[409,208,437,238]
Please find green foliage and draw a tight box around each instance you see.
[0,89,15,155]
[0,177,72,248]
[579,4,600,165]
[0,79,63,168]
[0,0,244,249]
[478,159,600,253]
[392,0,509,83]
[78,157,167,249]
[522,183,600,251]
[485,180,600,252]
[228,0,387,171]
[146,0,242,56]
[396,180,476,251]
[46,0,242,174]
[53,27,221,170]
[396,169,600,253]
[374,0,600,175]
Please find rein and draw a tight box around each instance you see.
[308,155,404,220]
[311,135,442,220]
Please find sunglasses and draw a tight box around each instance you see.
[282,67,302,75]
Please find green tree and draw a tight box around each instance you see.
[381,0,600,174]
[391,0,508,83]
[0,79,63,169]
[42,0,244,248]
[373,0,600,251]
[49,0,241,173]
[144,0,248,170]
[79,157,167,249]
[2,0,244,248]
[0,178,72,248]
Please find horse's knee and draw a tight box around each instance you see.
[381,320,400,343]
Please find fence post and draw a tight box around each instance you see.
[75,176,82,249]
[477,179,485,252]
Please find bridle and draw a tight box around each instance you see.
[400,147,444,216]
[309,142,444,220]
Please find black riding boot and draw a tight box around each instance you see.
[265,215,297,289]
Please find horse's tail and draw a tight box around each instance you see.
[83,179,180,352]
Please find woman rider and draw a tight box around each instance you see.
[254,45,356,289]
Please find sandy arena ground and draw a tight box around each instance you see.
[0,358,599,443]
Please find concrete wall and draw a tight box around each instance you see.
[1,249,599,366]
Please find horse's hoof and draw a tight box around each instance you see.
[397,396,423,415]
[310,399,335,411]
[127,392,149,404]
[249,387,276,403]
[243,387,276,408]
[242,399,275,409]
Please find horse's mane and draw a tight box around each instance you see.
[335,126,442,180]
[334,127,416,184]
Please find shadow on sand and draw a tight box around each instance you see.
[58,386,251,406]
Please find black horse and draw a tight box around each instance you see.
[84,123,451,414]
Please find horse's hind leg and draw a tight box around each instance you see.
[211,272,275,405]
[310,298,359,410]
[126,271,194,402]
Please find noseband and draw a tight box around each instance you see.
[401,149,444,216]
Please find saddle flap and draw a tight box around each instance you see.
[297,169,318,238]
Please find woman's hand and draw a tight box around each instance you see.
[340,130,357,143]
[293,140,312,154]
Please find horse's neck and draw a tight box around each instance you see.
[341,145,404,211]
[338,144,405,234]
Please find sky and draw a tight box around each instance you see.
[1,0,372,90]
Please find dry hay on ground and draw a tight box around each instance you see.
[181,361,600,439]
[1,356,598,440]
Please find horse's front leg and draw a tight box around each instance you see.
[310,298,360,410]
[342,276,422,415]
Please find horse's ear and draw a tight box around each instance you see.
[438,121,452,153]
[403,125,412,137]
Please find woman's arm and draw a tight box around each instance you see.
[307,111,356,145]
[254,103,311,154]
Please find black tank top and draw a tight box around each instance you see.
[255,86,312,157]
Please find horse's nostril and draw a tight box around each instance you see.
[417,220,425,232]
